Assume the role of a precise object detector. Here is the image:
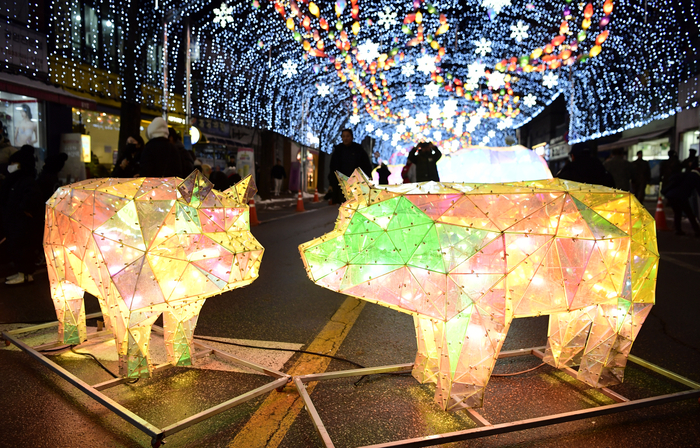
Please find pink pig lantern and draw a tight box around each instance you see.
[300,170,658,411]
[44,171,263,378]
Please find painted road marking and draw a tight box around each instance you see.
[229,296,365,448]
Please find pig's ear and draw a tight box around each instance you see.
[338,168,372,204]
[179,170,213,205]
[226,174,256,204]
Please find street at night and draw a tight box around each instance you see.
[2,0,700,446]
[1,200,699,447]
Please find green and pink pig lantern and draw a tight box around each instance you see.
[300,170,658,411]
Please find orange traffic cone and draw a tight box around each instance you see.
[249,198,260,226]
[296,190,305,212]
[313,188,319,202]
[655,195,668,231]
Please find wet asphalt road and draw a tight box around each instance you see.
[0,198,699,448]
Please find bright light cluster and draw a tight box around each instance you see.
[44,171,263,378]
[300,169,658,410]
[436,144,552,183]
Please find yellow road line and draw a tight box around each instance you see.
[229,296,365,448]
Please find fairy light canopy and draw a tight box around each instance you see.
[39,1,698,161]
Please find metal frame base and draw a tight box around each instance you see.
[293,347,700,448]
[1,315,291,447]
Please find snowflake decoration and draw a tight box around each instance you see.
[365,123,375,133]
[375,128,384,137]
[406,90,417,102]
[357,40,380,61]
[424,82,440,99]
[482,0,512,15]
[213,2,234,28]
[428,103,442,120]
[401,63,416,78]
[377,7,397,30]
[542,72,559,89]
[488,130,497,138]
[396,124,407,134]
[523,93,537,107]
[382,133,390,141]
[467,62,486,81]
[415,112,428,123]
[510,20,529,42]
[282,60,298,78]
[497,117,514,130]
[400,109,410,118]
[474,38,492,57]
[434,130,442,141]
[481,135,491,144]
[349,114,361,125]
[416,54,437,75]
[487,71,506,89]
[443,118,454,129]
[443,99,459,116]
[316,83,331,97]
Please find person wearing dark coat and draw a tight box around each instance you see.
[271,158,286,196]
[37,152,68,202]
[1,145,44,284]
[682,149,698,172]
[631,150,651,203]
[209,170,230,191]
[556,147,615,188]
[169,127,196,178]
[328,129,373,204]
[662,160,700,236]
[408,142,442,182]
[660,149,682,188]
[377,162,391,185]
[138,118,184,177]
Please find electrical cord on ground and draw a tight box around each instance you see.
[69,346,119,378]
[37,345,72,352]
[193,335,405,387]
[194,335,366,369]
[491,362,545,377]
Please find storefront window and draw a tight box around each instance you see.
[0,92,44,150]
[71,109,120,166]
[679,130,700,161]
[84,5,99,67]
[629,137,670,187]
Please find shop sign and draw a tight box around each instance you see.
[195,117,230,137]
[0,20,48,74]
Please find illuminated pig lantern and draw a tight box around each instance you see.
[300,170,658,411]
[44,171,263,378]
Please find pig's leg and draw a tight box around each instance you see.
[118,312,160,378]
[412,315,440,385]
[163,300,205,367]
[543,305,596,368]
[47,263,86,345]
[435,303,513,411]
[577,303,653,387]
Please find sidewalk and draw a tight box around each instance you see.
[255,191,332,223]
